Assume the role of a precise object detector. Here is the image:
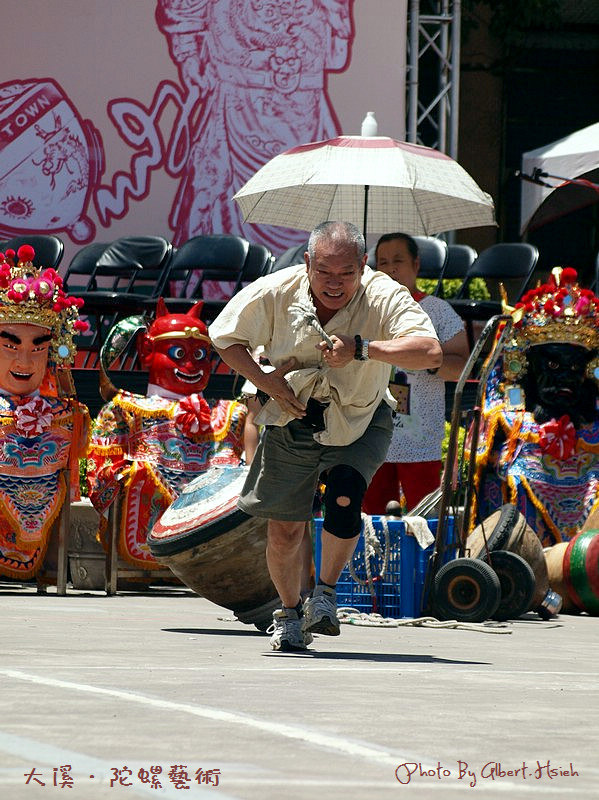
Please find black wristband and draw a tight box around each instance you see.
[354,334,363,360]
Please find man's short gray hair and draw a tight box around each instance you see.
[307,221,366,263]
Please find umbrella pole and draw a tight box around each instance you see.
[363,185,369,239]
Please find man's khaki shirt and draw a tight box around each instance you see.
[209,264,438,446]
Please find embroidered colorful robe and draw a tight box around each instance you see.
[87,391,247,568]
[470,360,599,547]
[0,395,89,579]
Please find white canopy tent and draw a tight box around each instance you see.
[520,121,599,234]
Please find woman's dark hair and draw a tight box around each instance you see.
[374,232,419,262]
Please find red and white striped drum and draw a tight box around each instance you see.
[148,464,279,630]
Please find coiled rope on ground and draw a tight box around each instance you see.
[337,608,513,634]
[342,517,513,633]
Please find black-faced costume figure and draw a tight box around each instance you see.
[470,268,599,548]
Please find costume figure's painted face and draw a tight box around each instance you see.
[526,343,593,418]
[147,337,211,395]
[0,323,51,396]
[138,299,211,397]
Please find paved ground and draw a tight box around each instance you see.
[1,584,597,800]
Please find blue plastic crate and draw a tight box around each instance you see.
[313,516,456,618]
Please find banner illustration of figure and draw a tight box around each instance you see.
[0,79,104,244]
[0,5,355,256]
[153,0,355,252]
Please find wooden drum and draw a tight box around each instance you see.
[467,504,561,617]
[148,465,279,630]
[544,543,574,612]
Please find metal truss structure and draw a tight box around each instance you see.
[406,0,462,159]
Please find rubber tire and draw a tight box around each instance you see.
[481,550,536,621]
[480,503,520,553]
[433,557,501,623]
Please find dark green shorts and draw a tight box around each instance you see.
[238,403,392,522]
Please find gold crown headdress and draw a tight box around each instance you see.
[502,267,599,386]
[0,244,88,365]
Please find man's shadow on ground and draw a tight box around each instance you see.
[163,628,489,664]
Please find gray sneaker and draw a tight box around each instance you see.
[303,585,340,636]
[268,607,313,652]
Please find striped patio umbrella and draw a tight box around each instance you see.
[233,136,496,238]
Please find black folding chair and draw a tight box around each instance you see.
[72,235,173,366]
[413,236,449,295]
[62,242,109,292]
[2,234,64,269]
[269,241,308,273]
[161,233,250,323]
[242,243,274,283]
[449,242,539,349]
[438,244,478,297]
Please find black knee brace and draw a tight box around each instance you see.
[322,465,367,538]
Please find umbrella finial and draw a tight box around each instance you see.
[361,111,378,137]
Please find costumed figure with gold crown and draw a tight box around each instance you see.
[468,268,599,615]
[471,267,599,547]
[86,299,248,571]
[0,244,90,580]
